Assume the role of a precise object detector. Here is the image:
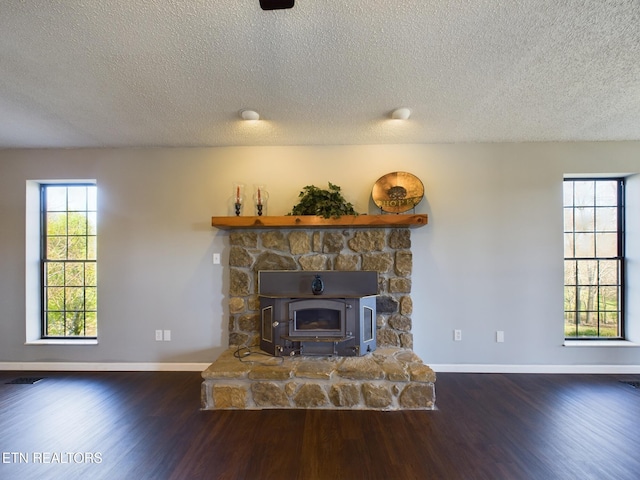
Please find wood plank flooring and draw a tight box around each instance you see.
[1,370,639,479]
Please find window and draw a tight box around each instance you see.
[564,178,624,339]
[41,184,97,338]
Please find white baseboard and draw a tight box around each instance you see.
[3,362,638,374]
[0,362,211,372]
[431,364,640,374]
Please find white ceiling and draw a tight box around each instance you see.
[1,0,638,148]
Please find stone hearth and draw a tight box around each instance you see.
[201,347,435,410]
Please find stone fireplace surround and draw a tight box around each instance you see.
[201,224,436,410]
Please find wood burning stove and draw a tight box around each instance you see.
[259,271,377,357]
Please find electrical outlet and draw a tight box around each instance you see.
[497,330,505,343]
[155,330,163,341]
[454,329,462,341]
[213,253,220,264]
[163,330,171,341]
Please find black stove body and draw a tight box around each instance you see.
[259,271,377,357]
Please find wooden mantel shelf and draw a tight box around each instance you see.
[211,214,427,229]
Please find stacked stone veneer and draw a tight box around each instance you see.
[202,226,436,410]
[227,227,415,349]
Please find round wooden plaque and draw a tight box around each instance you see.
[372,171,424,213]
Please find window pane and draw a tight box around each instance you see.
[87,212,97,235]
[574,181,594,207]
[46,287,64,311]
[47,212,67,235]
[65,263,84,286]
[86,263,97,286]
[564,260,576,285]
[577,323,598,337]
[46,312,65,336]
[66,313,85,336]
[577,286,597,310]
[563,182,574,206]
[602,311,620,329]
[574,233,595,257]
[67,187,87,211]
[67,236,87,260]
[563,208,573,232]
[85,312,97,336]
[87,187,97,211]
[87,236,97,260]
[67,212,87,236]
[595,181,618,206]
[65,287,84,311]
[599,286,618,311]
[565,312,577,337]
[595,207,617,231]
[46,262,65,287]
[595,232,617,257]
[564,233,574,257]
[577,260,598,285]
[564,286,576,311]
[598,313,618,337]
[85,287,97,311]
[46,187,67,211]
[47,236,67,260]
[574,208,594,232]
[598,260,618,285]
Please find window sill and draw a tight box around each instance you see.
[25,339,98,346]
[563,340,639,347]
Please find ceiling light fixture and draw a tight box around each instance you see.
[260,0,294,10]
[391,107,411,120]
[240,109,260,121]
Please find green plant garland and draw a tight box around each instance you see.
[288,182,358,219]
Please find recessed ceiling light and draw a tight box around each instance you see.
[391,107,411,120]
[240,109,260,121]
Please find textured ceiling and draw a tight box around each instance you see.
[0,0,638,148]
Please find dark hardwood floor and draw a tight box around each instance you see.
[1,370,639,480]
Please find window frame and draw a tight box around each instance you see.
[40,183,97,339]
[563,177,625,340]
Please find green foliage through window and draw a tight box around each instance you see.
[42,184,97,337]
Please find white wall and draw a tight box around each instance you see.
[1,142,639,369]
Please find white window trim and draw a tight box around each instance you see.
[563,340,639,347]
[25,179,98,345]
[25,339,98,346]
